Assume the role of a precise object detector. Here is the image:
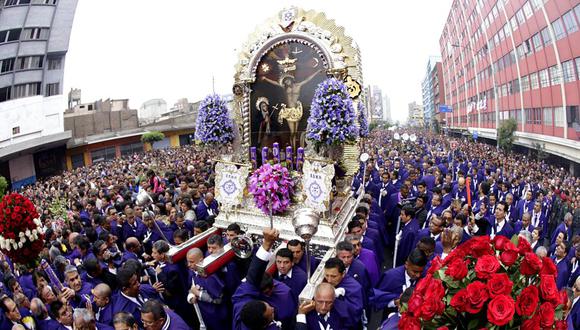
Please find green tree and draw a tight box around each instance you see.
[0,176,7,199]
[497,118,517,152]
[141,131,165,148]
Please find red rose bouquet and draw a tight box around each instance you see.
[399,235,567,329]
[0,193,45,266]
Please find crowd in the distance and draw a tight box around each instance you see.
[0,129,578,330]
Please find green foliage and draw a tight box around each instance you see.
[141,131,165,145]
[0,176,7,199]
[497,118,517,152]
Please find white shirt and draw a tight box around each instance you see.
[279,268,293,279]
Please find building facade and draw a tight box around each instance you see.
[0,0,78,189]
[408,101,425,126]
[439,0,580,167]
[422,57,446,127]
[64,98,139,139]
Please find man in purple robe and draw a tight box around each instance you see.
[185,248,230,330]
[232,228,296,330]
[273,248,307,302]
[395,205,419,267]
[295,283,351,330]
[287,240,319,275]
[141,299,191,330]
[323,258,364,329]
[373,248,427,311]
[346,234,379,286]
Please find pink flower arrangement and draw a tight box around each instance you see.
[249,163,294,215]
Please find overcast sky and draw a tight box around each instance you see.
[63,0,453,122]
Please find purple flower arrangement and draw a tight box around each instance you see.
[248,163,294,215]
[358,102,369,138]
[195,94,234,145]
[307,78,359,147]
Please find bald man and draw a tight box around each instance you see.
[122,237,142,264]
[196,192,219,221]
[92,283,113,326]
[296,283,348,330]
[30,298,59,330]
[452,177,469,205]
[186,248,229,330]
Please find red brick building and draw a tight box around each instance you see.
[439,0,580,168]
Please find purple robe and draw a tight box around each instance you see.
[357,248,379,286]
[187,270,230,330]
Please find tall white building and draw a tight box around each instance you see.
[0,0,78,189]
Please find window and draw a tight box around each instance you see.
[0,87,10,102]
[562,60,576,82]
[523,1,533,18]
[554,107,565,127]
[510,16,518,31]
[4,0,30,5]
[91,147,116,164]
[120,142,143,156]
[531,0,542,11]
[576,58,580,80]
[530,72,539,89]
[12,82,41,99]
[539,69,550,87]
[549,65,562,85]
[576,5,580,27]
[71,154,84,169]
[543,108,553,125]
[0,58,15,73]
[521,75,530,91]
[552,19,566,40]
[562,11,579,34]
[532,33,543,51]
[541,27,552,46]
[516,9,525,25]
[45,82,59,96]
[21,28,49,40]
[17,56,43,70]
[12,126,20,135]
[31,0,57,4]
[567,106,580,127]
[47,57,61,70]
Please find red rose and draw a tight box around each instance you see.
[539,302,555,328]
[487,273,513,297]
[540,257,557,276]
[493,235,513,251]
[407,294,423,316]
[425,278,445,301]
[414,274,432,296]
[450,288,469,313]
[515,285,540,317]
[518,237,532,255]
[428,255,443,275]
[540,275,560,304]
[554,320,569,330]
[437,327,449,330]
[445,258,468,281]
[398,313,421,330]
[500,245,519,266]
[521,313,540,330]
[466,281,489,313]
[419,296,445,320]
[559,289,569,307]
[520,252,542,275]
[475,255,500,279]
[468,236,494,257]
[487,294,515,326]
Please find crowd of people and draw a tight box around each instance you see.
[0,129,579,330]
